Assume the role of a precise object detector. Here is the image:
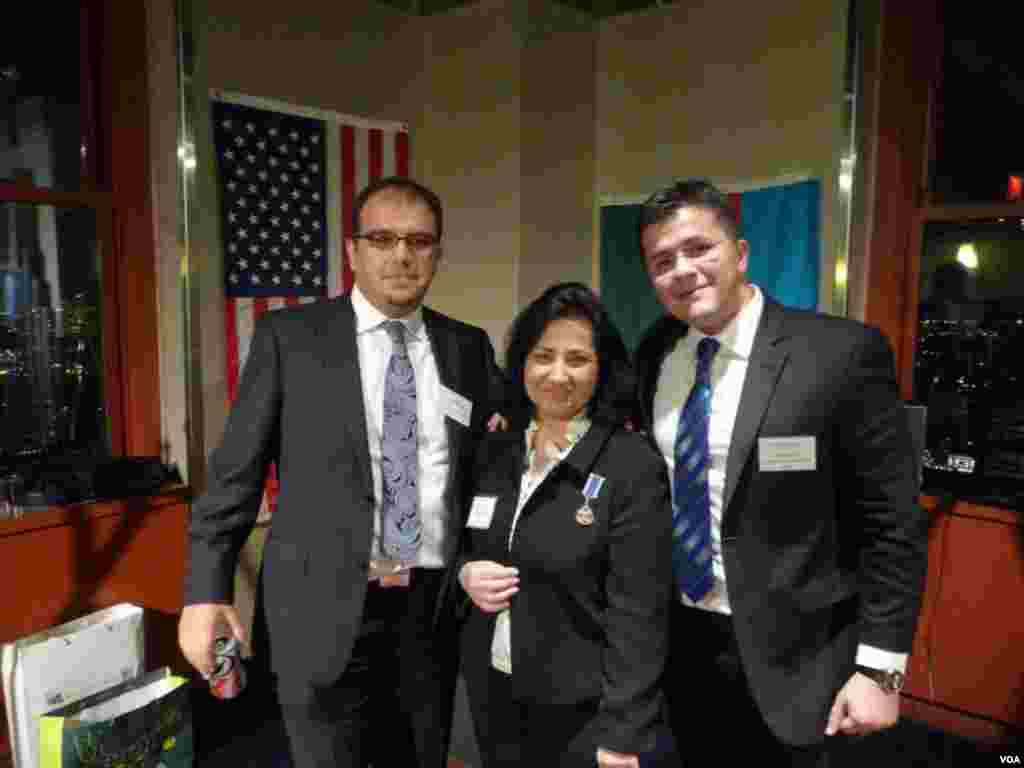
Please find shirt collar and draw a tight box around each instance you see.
[351,283,426,341]
[686,284,764,360]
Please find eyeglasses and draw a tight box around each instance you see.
[352,230,439,253]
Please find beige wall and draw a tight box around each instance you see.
[595,0,848,311]
[162,0,849,472]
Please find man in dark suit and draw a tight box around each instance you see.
[633,179,928,766]
[179,177,504,768]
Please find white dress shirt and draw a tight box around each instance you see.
[652,285,906,672]
[351,285,450,569]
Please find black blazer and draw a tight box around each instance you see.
[459,422,672,755]
[635,296,929,745]
[184,294,503,686]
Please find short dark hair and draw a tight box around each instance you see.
[504,282,636,429]
[639,178,740,241]
[352,176,444,240]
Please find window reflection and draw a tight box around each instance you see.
[915,218,1024,506]
[0,204,107,469]
[0,10,83,190]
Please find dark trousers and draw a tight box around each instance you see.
[470,665,602,768]
[277,568,456,768]
[664,603,830,768]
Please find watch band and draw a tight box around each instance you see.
[855,664,906,693]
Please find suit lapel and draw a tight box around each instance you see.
[320,296,373,495]
[721,299,791,518]
[515,421,614,526]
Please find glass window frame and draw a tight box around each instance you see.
[0,0,162,464]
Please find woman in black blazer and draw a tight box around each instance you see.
[458,282,675,768]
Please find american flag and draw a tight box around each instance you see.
[212,93,409,513]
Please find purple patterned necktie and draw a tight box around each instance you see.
[380,320,421,561]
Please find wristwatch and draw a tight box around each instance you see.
[855,664,906,694]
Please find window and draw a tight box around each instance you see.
[0,0,159,508]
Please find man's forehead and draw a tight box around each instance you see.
[644,206,724,246]
[361,190,435,226]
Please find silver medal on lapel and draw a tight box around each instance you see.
[576,473,605,527]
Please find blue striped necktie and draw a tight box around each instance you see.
[672,336,720,601]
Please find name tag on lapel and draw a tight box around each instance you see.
[467,495,497,529]
[758,436,816,472]
[441,385,473,427]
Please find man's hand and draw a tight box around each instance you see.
[178,603,250,678]
[459,560,519,613]
[597,747,640,768]
[487,413,508,432]
[825,672,900,737]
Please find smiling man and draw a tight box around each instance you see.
[633,179,928,766]
[180,177,506,768]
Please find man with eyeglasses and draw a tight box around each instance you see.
[180,176,506,768]
[632,179,928,766]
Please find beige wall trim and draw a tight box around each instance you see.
[598,172,818,207]
[210,88,409,132]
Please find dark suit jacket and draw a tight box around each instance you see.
[459,422,672,755]
[184,294,503,687]
[635,296,929,746]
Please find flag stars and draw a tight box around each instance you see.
[261,259,271,270]
[223,149,235,161]
[302,261,312,271]
[313,275,323,286]
[280,172,291,183]
[280,202,290,212]
[258,200,269,211]
[258,171,269,181]
[301,233,311,244]
[257,140,266,151]
[226,181,237,192]
[268,127,278,137]
[270,217,280,227]
[281,261,292,271]
[299,146,309,157]
[234,167,247,177]
[269,187,280,198]
[234,136,246,147]
[235,198,247,208]
[270,246,281,256]
[251,274,261,285]
[280,232,291,242]
[269,157,279,168]
[228,243,238,254]
[289,160,300,171]
[237,228,248,239]
[291,218,301,229]
[310,135,320,144]
[311,221,321,231]
[311,192,321,202]
[248,244,259,255]
[292,247,301,257]
[310,163,320,173]
[278,144,289,154]
[248,184,258,194]
[289,130,299,141]
[246,122,256,133]
[221,119,233,130]
[291,190,301,200]
[248,214,258,225]
[229,272,239,284]
[238,258,248,269]
[228,212,238,223]
[293,275,303,286]
[272,275,281,285]
[259,230,269,241]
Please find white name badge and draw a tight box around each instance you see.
[467,495,497,529]
[758,436,817,472]
[442,385,473,427]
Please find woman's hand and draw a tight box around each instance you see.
[459,560,519,613]
[596,747,640,768]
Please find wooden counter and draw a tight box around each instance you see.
[903,494,1024,743]
[0,487,192,761]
